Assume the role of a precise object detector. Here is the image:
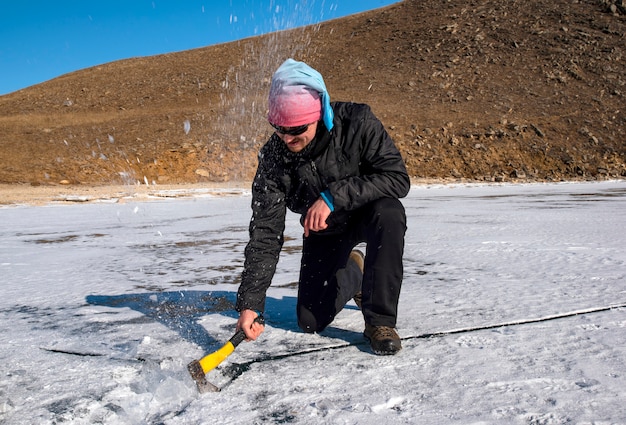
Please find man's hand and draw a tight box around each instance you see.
[303,198,331,237]
[236,309,265,341]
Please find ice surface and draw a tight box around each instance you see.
[0,181,625,424]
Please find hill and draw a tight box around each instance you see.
[0,0,624,187]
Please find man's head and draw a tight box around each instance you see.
[267,67,324,153]
[267,59,334,151]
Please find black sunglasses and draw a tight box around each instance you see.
[270,122,310,136]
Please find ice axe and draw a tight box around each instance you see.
[187,315,264,393]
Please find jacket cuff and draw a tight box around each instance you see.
[320,189,335,212]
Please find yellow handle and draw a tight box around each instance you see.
[198,341,236,373]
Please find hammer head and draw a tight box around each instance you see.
[187,359,220,393]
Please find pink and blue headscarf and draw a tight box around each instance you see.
[267,59,334,131]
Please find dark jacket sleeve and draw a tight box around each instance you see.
[235,148,286,313]
[328,104,410,211]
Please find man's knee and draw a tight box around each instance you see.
[297,305,328,333]
[370,198,406,229]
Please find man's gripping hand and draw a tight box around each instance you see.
[236,309,265,341]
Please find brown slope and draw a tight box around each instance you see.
[0,0,624,186]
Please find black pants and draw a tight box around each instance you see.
[297,197,406,332]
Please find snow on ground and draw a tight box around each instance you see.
[1,181,625,424]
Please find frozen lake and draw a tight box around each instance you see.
[1,181,625,424]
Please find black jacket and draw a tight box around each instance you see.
[236,102,410,312]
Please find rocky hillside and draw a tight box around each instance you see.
[0,0,624,186]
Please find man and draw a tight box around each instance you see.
[235,58,409,355]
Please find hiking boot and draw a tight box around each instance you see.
[364,324,402,355]
[353,292,363,310]
[348,250,365,309]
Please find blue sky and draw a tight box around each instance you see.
[0,1,398,95]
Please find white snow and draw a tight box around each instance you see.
[1,181,625,424]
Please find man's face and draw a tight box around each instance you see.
[274,121,318,153]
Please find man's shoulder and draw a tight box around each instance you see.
[332,102,380,130]
[258,136,287,167]
[259,135,283,153]
[332,101,372,117]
